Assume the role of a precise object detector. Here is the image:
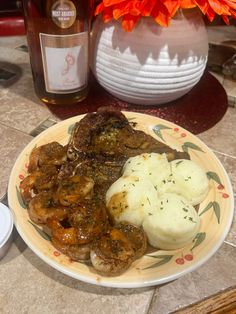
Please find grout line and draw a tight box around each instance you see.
[29,118,58,137]
[0,121,34,138]
[0,192,8,206]
[224,241,236,248]
[144,289,156,314]
[212,149,236,160]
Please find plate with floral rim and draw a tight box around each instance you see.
[7,111,234,288]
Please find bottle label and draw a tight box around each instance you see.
[39,33,88,94]
[51,0,76,29]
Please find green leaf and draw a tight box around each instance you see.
[206,171,222,185]
[153,124,171,142]
[182,142,205,154]
[144,254,173,269]
[199,202,213,216]
[29,221,51,241]
[68,123,75,135]
[191,232,206,251]
[212,201,221,224]
[16,186,27,209]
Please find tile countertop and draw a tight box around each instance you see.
[0,32,236,314]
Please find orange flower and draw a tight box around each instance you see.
[95,0,236,31]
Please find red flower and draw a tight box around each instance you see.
[95,0,236,31]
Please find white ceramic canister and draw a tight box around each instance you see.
[0,202,13,259]
[91,9,208,105]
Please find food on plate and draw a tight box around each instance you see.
[167,159,209,206]
[90,227,135,276]
[122,153,172,194]
[28,141,67,172]
[116,222,147,259]
[142,193,200,250]
[19,108,208,276]
[106,153,207,250]
[106,175,158,226]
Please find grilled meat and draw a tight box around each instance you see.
[67,107,189,162]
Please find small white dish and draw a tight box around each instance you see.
[0,202,13,260]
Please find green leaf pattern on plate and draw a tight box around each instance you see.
[212,201,221,224]
[29,221,51,241]
[16,186,27,209]
[144,255,174,269]
[153,125,172,142]
[206,171,222,185]
[68,123,75,135]
[191,232,206,251]
[199,201,221,224]
[182,142,205,153]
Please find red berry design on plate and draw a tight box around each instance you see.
[222,193,229,198]
[184,254,193,261]
[181,133,187,137]
[175,258,184,265]
[217,184,224,190]
[19,174,24,180]
[53,251,61,257]
[174,127,179,132]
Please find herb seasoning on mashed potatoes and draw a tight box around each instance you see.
[106,153,209,250]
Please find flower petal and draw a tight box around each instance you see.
[122,14,141,31]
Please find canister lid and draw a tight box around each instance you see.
[0,203,13,247]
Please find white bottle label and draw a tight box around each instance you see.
[39,32,88,94]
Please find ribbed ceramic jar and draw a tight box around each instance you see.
[91,9,209,105]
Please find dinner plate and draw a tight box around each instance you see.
[8,111,234,288]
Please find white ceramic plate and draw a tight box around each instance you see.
[8,112,234,288]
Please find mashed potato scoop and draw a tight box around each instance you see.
[168,159,209,206]
[123,153,172,194]
[143,193,200,250]
[106,176,158,226]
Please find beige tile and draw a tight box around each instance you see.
[0,124,32,199]
[0,36,27,49]
[198,107,236,156]
[215,152,236,193]
[214,153,236,246]
[148,242,236,314]
[225,194,236,246]
[0,49,52,133]
[223,77,236,101]
[207,26,236,45]
[0,231,154,314]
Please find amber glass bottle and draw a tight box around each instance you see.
[22,0,91,105]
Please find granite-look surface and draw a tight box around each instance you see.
[0,123,32,199]
[214,153,236,246]
[207,26,236,105]
[0,33,236,314]
[199,107,236,156]
[0,47,52,134]
[148,243,236,314]
[0,231,154,314]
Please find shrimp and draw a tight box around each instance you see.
[20,165,58,203]
[28,191,67,224]
[55,175,94,206]
[28,142,67,172]
[47,215,91,260]
[116,222,147,259]
[52,239,91,261]
[68,201,109,244]
[90,228,135,276]
[47,218,79,245]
